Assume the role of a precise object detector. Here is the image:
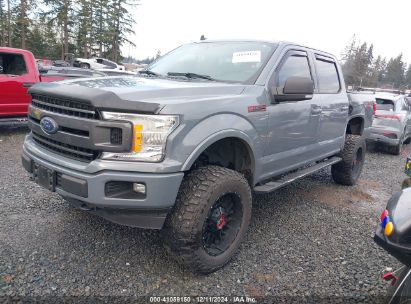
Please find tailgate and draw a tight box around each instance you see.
[373,110,403,130]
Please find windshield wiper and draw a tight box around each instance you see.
[138,70,161,77]
[167,72,215,81]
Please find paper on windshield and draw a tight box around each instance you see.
[232,51,261,63]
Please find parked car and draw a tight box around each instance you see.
[367,93,411,154]
[22,40,372,273]
[0,47,104,125]
[73,57,125,71]
[36,58,54,69]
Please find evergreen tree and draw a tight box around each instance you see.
[6,0,14,46]
[340,36,409,90]
[405,64,411,89]
[76,0,93,57]
[42,0,75,58]
[106,0,137,62]
[385,54,406,88]
[0,0,5,45]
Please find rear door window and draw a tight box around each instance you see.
[376,98,395,111]
[0,53,28,76]
[315,57,341,93]
[277,53,312,87]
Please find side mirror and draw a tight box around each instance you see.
[272,76,314,102]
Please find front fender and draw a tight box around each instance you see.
[179,114,264,179]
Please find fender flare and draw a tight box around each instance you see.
[346,115,365,135]
[181,129,257,173]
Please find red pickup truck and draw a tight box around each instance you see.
[0,47,105,125]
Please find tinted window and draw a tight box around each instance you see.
[315,58,340,93]
[102,60,117,68]
[376,98,395,111]
[0,53,27,76]
[149,42,277,83]
[277,55,312,87]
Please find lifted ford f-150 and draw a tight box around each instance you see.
[22,40,373,273]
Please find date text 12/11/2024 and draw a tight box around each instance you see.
[149,296,257,303]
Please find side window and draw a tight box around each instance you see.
[0,53,27,76]
[277,54,312,87]
[102,60,117,68]
[315,58,341,93]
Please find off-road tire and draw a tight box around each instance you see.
[331,134,365,186]
[162,166,252,274]
[390,132,405,155]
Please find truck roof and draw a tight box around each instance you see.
[195,39,336,59]
[0,47,34,56]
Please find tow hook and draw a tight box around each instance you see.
[382,268,398,286]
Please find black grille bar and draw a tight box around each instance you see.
[31,94,97,119]
[32,132,98,162]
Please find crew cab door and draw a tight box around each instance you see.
[263,49,321,176]
[311,53,348,154]
[0,52,36,118]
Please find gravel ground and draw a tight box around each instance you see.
[0,125,409,303]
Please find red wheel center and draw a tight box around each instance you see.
[216,213,227,230]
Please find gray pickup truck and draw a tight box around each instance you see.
[22,40,373,273]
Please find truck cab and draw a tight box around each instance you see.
[0,48,40,123]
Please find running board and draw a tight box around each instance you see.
[253,157,342,194]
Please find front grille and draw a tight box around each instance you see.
[32,132,99,162]
[31,94,98,119]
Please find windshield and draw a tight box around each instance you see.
[148,41,277,83]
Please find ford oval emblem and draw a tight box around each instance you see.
[40,117,59,134]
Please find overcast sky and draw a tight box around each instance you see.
[129,0,410,64]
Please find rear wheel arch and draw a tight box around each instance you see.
[346,116,364,136]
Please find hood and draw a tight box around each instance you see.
[30,76,246,114]
[63,76,246,103]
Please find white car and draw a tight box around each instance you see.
[74,57,125,71]
[367,93,411,154]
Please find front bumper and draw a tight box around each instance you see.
[367,127,401,146]
[22,143,184,229]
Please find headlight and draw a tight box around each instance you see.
[101,112,179,162]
